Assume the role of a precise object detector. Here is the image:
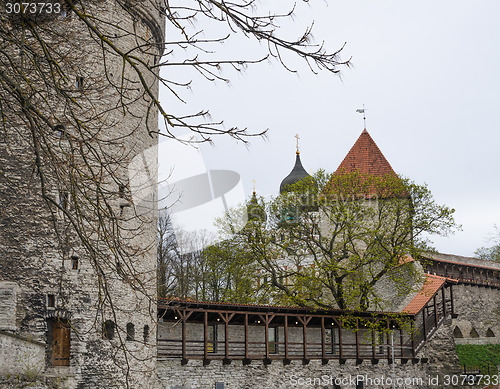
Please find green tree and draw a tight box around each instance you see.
[199,241,258,304]
[236,170,458,311]
[475,225,500,263]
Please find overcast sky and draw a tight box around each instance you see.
[159,0,500,257]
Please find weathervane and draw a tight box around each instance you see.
[295,133,300,154]
[356,105,367,130]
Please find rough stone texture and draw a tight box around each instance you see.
[0,282,18,331]
[155,320,474,389]
[0,331,45,377]
[158,358,436,389]
[0,2,164,388]
[155,282,500,389]
[451,284,500,343]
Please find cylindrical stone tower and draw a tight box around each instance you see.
[0,1,164,387]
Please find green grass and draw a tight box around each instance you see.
[456,344,500,371]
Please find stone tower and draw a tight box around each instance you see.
[0,2,164,387]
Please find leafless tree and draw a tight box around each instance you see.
[0,0,349,385]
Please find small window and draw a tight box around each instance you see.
[486,328,495,338]
[103,320,115,340]
[71,256,79,270]
[268,326,278,354]
[215,383,224,389]
[59,191,69,210]
[143,325,150,343]
[118,184,126,198]
[126,323,135,341]
[47,294,56,308]
[119,203,129,216]
[470,328,479,338]
[76,76,84,90]
[207,324,217,353]
[54,124,66,137]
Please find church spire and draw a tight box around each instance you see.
[279,136,312,193]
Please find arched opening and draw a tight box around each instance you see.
[143,325,150,343]
[469,327,479,338]
[126,323,135,341]
[486,328,495,338]
[103,320,115,340]
[453,326,463,338]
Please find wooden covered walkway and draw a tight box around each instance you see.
[157,280,455,365]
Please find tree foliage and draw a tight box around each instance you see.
[157,213,257,303]
[227,170,459,311]
[475,225,500,263]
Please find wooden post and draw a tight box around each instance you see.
[442,287,447,318]
[204,311,208,360]
[411,321,415,358]
[182,310,187,361]
[264,315,269,359]
[422,308,427,341]
[338,319,343,360]
[433,295,438,327]
[371,328,376,359]
[399,327,404,359]
[244,314,249,359]
[450,285,455,316]
[296,316,311,360]
[225,316,229,360]
[218,312,234,361]
[355,318,360,360]
[284,315,289,360]
[321,317,325,359]
[386,320,390,360]
[303,319,307,360]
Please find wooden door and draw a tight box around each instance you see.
[52,320,71,366]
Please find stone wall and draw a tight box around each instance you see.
[156,316,466,389]
[155,283,500,388]
[158,358,435,389]
[0,331,45,377]
[450,284,500,344]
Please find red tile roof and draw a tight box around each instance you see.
[403,274,446,315]
[334,129,398,177]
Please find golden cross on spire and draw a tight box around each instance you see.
[295,133,300,155]
[252,179,256,194]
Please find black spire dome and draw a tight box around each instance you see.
[279,151,312,193]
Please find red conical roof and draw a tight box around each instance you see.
[334,129,397,177]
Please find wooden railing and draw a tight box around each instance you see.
[157,285,454,363]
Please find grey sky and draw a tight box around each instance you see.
[160,1,500,257]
